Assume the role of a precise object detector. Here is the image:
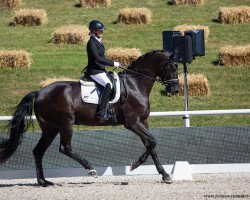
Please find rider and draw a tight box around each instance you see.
[86,20,120,121]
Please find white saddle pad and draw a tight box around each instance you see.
[80,72,121,105]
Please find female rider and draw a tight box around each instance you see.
[85,20,120,122]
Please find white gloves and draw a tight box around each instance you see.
[114,61,120,68]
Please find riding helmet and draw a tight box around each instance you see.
[89,20,106,32]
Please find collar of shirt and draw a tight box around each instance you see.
[91,34,102,43]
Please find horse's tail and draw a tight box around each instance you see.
[0,91,38,164]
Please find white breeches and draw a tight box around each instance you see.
[90,72,113,89]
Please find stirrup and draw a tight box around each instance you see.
[96,110,109,122]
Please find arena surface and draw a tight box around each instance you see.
[0,173,249,200]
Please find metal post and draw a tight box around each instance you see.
[183,63,190,127]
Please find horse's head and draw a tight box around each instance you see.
[156,50,179,95]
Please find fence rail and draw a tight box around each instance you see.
[0,109,250,121]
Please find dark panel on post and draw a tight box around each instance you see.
[185,29,205,57]
[173,36,193,64]
[162,30,181,52]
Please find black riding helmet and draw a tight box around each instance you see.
[89,20,106,32]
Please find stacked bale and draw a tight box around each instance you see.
[174,24,209,42]
[51,25,89,44]
[40,77,77,88]
[107,48,141,67]
[117,7,152,24]
[172,0,204,5]
[0,50,32,68]
[179,73,210,96]
[218,6,250,24]
[219,44,250,66]
[80,0,111,8]
[0,0,21,9]
[13,9,48,26]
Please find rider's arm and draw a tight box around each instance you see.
[87,41,114,67]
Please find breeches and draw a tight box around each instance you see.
[90,72,113,89]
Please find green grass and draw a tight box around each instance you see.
[0,0,249,129]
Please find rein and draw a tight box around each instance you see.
[118,62,178,86]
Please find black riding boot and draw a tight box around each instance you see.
[97,83,112,122]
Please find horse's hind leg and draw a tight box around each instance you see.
[59,125,97,177]
[33,129,58,187]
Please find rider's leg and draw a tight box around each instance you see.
[90,73,113,121]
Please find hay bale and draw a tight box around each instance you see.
[219,44,250,66]
[117,7,152,24]
[0,50,32,68]
[107,48,141,67]
[218,6,250,24]
[174,24,209,42]
[13,9,48,26]
[179,73,210,96]
[80,0,110,8]
[0,0,21,9]
[172,0,204,5]
[51,25,89,44]
[40,77,77,88]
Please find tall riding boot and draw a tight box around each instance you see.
[97,83,112,122]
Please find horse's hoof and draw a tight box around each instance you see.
[38,179,54,187]
[162,175,173,184]
[88,169,98,178]
[130,160,139,171]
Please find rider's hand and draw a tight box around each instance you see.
[114,61,120,68]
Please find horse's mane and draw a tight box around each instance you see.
[128,49,168,69]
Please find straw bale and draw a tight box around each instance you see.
[219,44,250,66]
[51,25,89,44]
[40,77,77,88]
[117,7,152,24]
[0,0,21,9]
[172,0,204,5]
[174,24,209,42]
[107,48,141,67]
[218,6,250,24]
[80,0,111,8]
[178,73,210,96]
[13,9,47,26]
[0,50,31,68]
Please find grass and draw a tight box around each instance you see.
[0,0,249,130]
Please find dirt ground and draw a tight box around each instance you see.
[0,173,249,200]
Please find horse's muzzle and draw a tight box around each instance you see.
[165,79,179,95]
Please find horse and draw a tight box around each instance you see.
[0,50,179,187]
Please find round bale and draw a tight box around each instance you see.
[107,48,141,67]
[218,6,250,24]
[219,44,250,66]
[80,0,111,8]
[117,7,152,25]
[51,25,89,44]
[0,0,21,9]
[0,50,32,68]
[178,73,210,96]
[172,0,204,5]
[13,9,48,26]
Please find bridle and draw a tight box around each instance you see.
[119,61,179,87]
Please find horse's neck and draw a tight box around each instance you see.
[125,74,155,98]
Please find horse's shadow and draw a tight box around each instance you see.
[0,183,40,188]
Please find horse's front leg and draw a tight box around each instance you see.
[127,120,172,184]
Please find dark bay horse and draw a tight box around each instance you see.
[0,50,179,187]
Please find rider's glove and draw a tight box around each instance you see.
[114,61,120,68]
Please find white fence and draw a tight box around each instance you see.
[1,109,250,127]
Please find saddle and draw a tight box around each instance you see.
[80,72,120,104]
[80,72,121,123]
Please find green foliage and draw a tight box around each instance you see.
[0,0,249,129]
